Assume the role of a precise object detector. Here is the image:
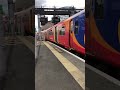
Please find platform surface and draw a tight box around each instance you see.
[0,36,34,90]
[35,42,83,90]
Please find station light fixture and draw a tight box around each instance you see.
[40,16,48,25]
[52,16,60,24]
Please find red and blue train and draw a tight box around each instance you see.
[42,10,85,55]
[42,0,120,68]
[86,0,120,67]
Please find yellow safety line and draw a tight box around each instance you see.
[17,36,35,54]
[43,41,85,90]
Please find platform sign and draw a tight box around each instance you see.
[52,16,60,24]
[40,17,48,25]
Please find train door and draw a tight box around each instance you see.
[85,0,93,56]
[69,20,74,49]
[110,0,120,51]
[55,26,58,43]
[70,19,80,50]
[93,0,104,55]
[73,18,80,50]
[72,18,80,50]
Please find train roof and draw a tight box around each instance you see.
[64,9,85,22]
[44,21,63,31]
[43,10,85,31]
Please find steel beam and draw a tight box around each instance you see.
[35,8,83,15]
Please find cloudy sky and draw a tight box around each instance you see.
[35,0,85,8]
[35,0,85,31]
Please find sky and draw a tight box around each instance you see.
[35,15,38,31]
[35,0,85,8]
[35,0,85,31]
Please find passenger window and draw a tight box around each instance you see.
[59,30,61,35]
[70,21,73,33]
[59,26,65,35]
[74,20,79,34]
[94,0,104,19]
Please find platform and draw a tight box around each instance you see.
[86,64,120,90]
[35,41,84,90]
[36,41,120,90]
[0,36,34,90]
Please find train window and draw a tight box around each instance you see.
[59,26,65,35]
[94,0,104,19]
[70,21,73,33]
[59,30,61,35]
[74,20,79,34]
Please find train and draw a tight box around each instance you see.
[42,10,85,55]
[42,0,120,68]
[14,6,34,36]
[2,6,34,36]
[86,0,120,67]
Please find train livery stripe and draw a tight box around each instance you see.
[90,13,120,55]
[84,34,85,44]
[71,33,84,49]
